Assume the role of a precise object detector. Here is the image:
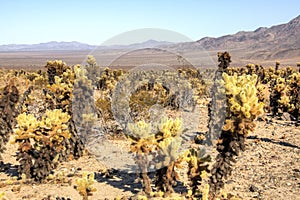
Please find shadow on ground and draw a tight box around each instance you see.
[247,135,300,149]
[94,168,187,195]
[0,161,18,177]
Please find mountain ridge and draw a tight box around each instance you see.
[193,15,300,60]
[0,40,174,51]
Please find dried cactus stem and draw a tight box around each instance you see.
[206,52,230,145]
[209,130,245,195]
[217,52,231,72]
[135,154,152,195]
[0,83,19,157]
[275,61,280,71]
[186,149,210,197]
[155,161,176,197]
[270,90,281,116]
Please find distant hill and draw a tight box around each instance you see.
[0,41,96,51]
[0,40,173,51]
[167,15,300,64]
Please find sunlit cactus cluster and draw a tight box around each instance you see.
[181,148,211,198]
[222,73,264,133]
[13,109,71,181]
[45,60,70,85]
[268,66,300,120]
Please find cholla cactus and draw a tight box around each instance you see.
[209,72,264,196]
[128,117,183,196]
[129,82,170,122]
[181,148,211,198]
[44,61,85,162]
[45,60,70,85]
[14,109,71,181]
[154,117,183,196]
[87,55,97,67]
[245,63,256,75]
[128,120,156,195]
[75,172,97,200]
[0,82,19,159]
[270,76,287,116]
[276,72,300,120]
[46,74,73,111]
[206,52,229,146]
[0,192,8,200]
[44,60,75,114]
[275,61,280,71]
[287,72,300,120]
[177,68,208,105]
[222,73,264,133]
[73,64,97,143]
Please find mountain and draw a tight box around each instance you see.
[0,41,96,51]
[200,15,299,59]
[0,40,173,51]
[107,39,173,50]
[168,15,300,63]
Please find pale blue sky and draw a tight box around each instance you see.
[0,0,299,45]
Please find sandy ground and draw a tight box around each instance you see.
[0,108,299,200]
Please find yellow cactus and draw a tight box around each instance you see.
[201,184,210,200]
[15,113,39,133]
[75,172,97,200]
[222,73,264,125]
[128,120,153,139]
[223,73,264,134]
[158,117,183,138]
[0,192,8,200]
[87,55,97,66]
[128,117,184,195]
[278,95,290,106]
[14,109,71,146]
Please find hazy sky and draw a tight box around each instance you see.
[0,0,299,45]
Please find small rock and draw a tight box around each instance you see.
[286,182,291,186]
[226,180,235,184]
[249,185,259,192]
[293,168,300,173]
[281,112,291,121]
[11,185,21,192]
